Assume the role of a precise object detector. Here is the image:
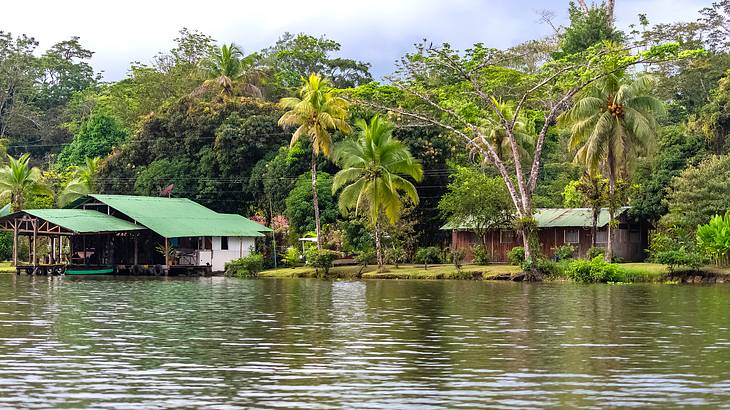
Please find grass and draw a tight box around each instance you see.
[0,262,14,273]
[259,264,521,280]
[260,261,730,283]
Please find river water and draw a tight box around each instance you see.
[0,276,729,408]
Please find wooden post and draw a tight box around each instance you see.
[133,236,138,266]
[50,237,55,264]
[12,221,17,267]
[83,235,87,266]
[164,238,170,266]
[31,219,37,267]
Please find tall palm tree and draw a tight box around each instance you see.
[278,73,351,249]
[0,154,51,211]
[332,115,423,270]
[59,157,101,207]
[202,43,261,97]
[560,73,663,260]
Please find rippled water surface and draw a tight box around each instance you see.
[1,276,730,408]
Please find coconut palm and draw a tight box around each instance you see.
[278,73,351,249]
[58,157,101,207]
[0,154,51,211]
[332,115,423,270]
[560,73,663,260]
[202,43,261,97]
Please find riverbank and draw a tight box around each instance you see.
[260,263,730,283]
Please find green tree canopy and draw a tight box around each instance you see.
[56,112,128,168]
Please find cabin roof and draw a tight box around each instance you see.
[441,207,631,230]
[80,194,271,238]
[22,209,145,233]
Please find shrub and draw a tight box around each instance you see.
[565,257,622,283]
[305,248,338,276]
[449,248,465,270]
[553,244,576,261]
[522,258,563,278]
[354,250,375,267]
[282,246,301,267]
[653,248,705,273]
[471,244,490,265]
[586,246,606,260]
[384,247,407,268]
[414,246,442,269]
[697,212,730,265]
[507,246,525,265]
[225,253,265,278]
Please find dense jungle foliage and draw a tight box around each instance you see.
[2,1,730,271]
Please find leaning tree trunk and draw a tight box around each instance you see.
[374,220,384,271]
[311,155,322,250]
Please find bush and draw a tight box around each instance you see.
[305,248,338,276]
[282,246,301,267]
[449,248,465,270]
[414,246,442,269]
[0,232,11,261]
[553,244,576,261]
[653,248,705,273]
[507,246,525,265]
[225,253,265,278]
[522,258,563,278]
[565,257,622,283]
[384,247,407,268]
[586,246,606,260]
[471,244,490,265]
[354,250,375,267]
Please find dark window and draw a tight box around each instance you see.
[221,236,229,250]
[500,230,515,244]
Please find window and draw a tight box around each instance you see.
[500,230,515,244]
[221,236,229,250]
[565,229,580,244]
[595,230,608,243]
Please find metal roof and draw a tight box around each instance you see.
[22,209,145,233]
[441,207,630,230]
[84,195,271,238]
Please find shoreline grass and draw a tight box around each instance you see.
[260,262,730,283]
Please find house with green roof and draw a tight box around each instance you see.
[442,207,650,263]
[0,194,271,275]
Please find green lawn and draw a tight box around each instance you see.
[0,262,14,273]
[260,264,521,280]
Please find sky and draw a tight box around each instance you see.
[0,0,710,81]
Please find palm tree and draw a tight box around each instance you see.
[278,73,351,249]
[560,73,663,260]
[59,157,101,207]
[202,43,261,97]
[473,98,536,162]
[0,154,51,211]
[332,115,423,270]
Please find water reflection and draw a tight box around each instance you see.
[0,276,728,408]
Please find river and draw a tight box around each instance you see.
[0,276,729,408]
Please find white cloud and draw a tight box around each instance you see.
[0,0,706,81]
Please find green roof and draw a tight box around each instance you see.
[85,195,270,238]
[23,209,145,233]
[441,207,630,230]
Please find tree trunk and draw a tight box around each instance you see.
[375,220,384,271]
[311,155,322,250]
[606,151,616,262]
[591,208,598,248]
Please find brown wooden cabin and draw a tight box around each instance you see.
[443,207,650,263]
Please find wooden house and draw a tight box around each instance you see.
[0,194,271,275]
[443,207,650,263]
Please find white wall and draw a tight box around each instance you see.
[197,236,256,272]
